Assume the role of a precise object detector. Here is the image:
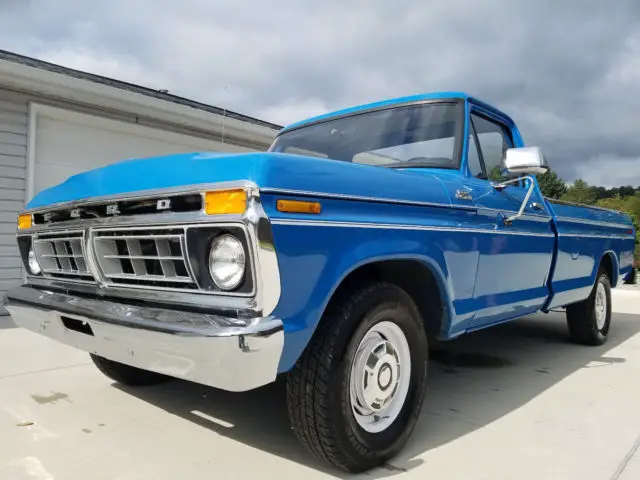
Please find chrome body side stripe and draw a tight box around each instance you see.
[271,218,556,238]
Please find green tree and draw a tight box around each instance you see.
[619,186,636,197]
[597,194,640,262]
[488,165,505,182]
[561,179,597,205]
[536,170,567,199]
[593,186,609,200]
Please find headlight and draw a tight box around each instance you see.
[27,248,41,275]
[208,234,246,290]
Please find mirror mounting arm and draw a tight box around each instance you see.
[491,175,538,225]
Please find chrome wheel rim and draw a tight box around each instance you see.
[349,321,411,433]
[595,282,607,330]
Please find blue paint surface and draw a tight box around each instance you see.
[25,92,637,374]
[544,200,635,309]
[27,151,452,210]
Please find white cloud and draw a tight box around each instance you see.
[573,155,640,188]
[1,0,639,184]
[256,99,330,127]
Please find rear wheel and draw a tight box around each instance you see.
[566,269,612,346]
[624,267,637,285]
[286,282,429,473]
[90,354,170,386]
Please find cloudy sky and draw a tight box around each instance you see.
[1,0,639,187]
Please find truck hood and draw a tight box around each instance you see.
[27,152,452,209]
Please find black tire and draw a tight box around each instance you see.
[566,269,612,346]
[624,267,637,285]
[90,354,170,386]
[286,282,429,473]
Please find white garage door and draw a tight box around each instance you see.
[30,105,251,200]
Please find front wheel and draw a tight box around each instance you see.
[286,282,428,473]
[566,269,612,346]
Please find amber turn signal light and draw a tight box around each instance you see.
[276,199,322,214]
[204,189,247,215]
[17,213,32,230]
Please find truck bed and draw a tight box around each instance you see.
[544,198,635,309]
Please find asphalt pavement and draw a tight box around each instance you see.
[1,288,639,479]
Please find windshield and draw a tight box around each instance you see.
[269,102,462,169]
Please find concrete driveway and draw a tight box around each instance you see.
[1,288,639,480]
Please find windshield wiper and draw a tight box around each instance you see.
[382,160,452,169]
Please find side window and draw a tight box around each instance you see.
[471,114,513,181]
[466,134,483,178]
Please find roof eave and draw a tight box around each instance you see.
[0,53,281,146]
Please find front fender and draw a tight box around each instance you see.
[269,221,456,372]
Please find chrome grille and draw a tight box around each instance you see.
[33,231,94,282]
[93,228,197,290]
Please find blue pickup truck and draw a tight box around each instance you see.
[5,92,636,472]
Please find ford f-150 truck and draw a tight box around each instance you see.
[4,92,636,473]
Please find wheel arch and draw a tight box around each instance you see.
[598,250,619,287]
[316,255,454,344]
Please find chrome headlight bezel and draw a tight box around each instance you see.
[17,235,43,278]
[208,233,247,291]
[27,248,41,275]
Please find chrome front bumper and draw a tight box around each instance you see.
[4,286,284,392]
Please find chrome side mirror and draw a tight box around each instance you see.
[492,146,549,226]
[503,146,549,175]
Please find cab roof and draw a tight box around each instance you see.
[280,91,515,133]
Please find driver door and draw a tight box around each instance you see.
[462,111,555,329]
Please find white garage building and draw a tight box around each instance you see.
[0,50,281,314]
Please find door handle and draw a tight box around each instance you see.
[530,202,543,211]
[571,238,580,260]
